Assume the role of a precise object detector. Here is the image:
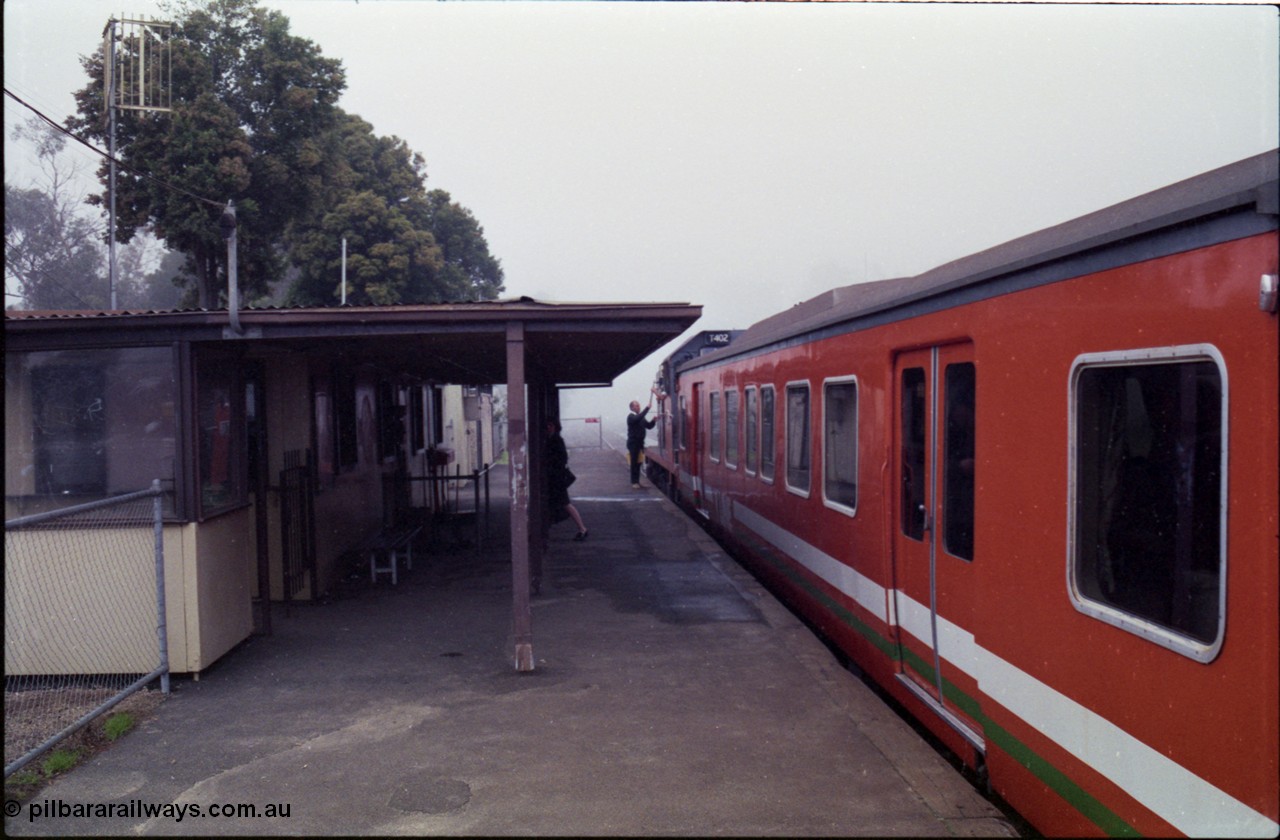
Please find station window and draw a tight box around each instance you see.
[785,382,811,495]
[725,390,740,468]
[409,385,426,453]
[943,363,975,560]
[334,366,358,470]
[709,391,721,462]
[196,355,246,517]
[430,385,445,447]
[760,386,776,481]
[1069,347,1226,660]
[7,346,178,518]
[744,387,758,474]
[823,378,858,512]
[376,380,401,462]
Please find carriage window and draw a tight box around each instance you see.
[823,379,858,512]
[725,390,740,468]
[760,386,776,481]
[900,367,926,540]
[678,395,687,452]
[745,387,758,474]
[943,364,975,560]
[1071,349,1225,659]
[709,391,721,462]
[786,383,811,494]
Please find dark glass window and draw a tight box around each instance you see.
[709,392,721,461]
[196,357,245,516]
[377,380,402,462]
[786,383,811,492]
[760,386,776,481]
[335,367,358,469]
[31,364,107,495]
[943,363,976,560]
[410,385,426,452]
[725,390,740,468]
[745,388,758,473]
[1073,358,1223,647]
[6,347,178,517]
[823,380,858,510]
[900,367,927,540]
[678,394,687,452]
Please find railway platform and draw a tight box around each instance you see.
[5,446,1018,837]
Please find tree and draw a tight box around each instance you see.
[68,0,345,308]
[7,115,214,312]
[420,189,505,301]
[117,246,188,310]
[5,118,107,309]
[66,0,503,308]
[288,188,444,306]
[287,111,504,305]
[5,183,107,310]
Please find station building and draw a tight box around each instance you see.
[5,298,701,674]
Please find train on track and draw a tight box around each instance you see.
[645,150,1278,837]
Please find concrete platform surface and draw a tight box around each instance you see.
[5,447,1018,837]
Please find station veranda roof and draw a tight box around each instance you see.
[5,297,703,389]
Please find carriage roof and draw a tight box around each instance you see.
[687,149,1278,370]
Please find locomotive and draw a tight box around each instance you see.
[645,150,1279,837]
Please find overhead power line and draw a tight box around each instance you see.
[4,86,223,210]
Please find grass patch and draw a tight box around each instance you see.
[103,711,135,741]
[4,688,163,804]
[41,747,82,776]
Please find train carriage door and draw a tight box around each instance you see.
[891,343,983,752]
[689,382,707,514]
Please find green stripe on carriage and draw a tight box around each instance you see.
[729,520,1140,838]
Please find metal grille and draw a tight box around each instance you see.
[106,17,173,113]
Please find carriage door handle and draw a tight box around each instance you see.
[919,504,932,532]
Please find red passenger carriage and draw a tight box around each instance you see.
[649,150,1279,837]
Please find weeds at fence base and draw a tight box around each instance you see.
[3,688,163,803]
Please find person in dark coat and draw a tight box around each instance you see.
[626,390,658,488]
[546,420,587,540]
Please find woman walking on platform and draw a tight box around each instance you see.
[546,420,588,540]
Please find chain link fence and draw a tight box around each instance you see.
[4,481,170,777]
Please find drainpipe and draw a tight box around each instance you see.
[220,200,242,334]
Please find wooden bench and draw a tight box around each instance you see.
[363,523,423,586]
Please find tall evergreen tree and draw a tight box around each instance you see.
[69,0,344,307]
[66,0,502,308]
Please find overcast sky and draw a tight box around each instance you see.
[5,1,1277,428]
